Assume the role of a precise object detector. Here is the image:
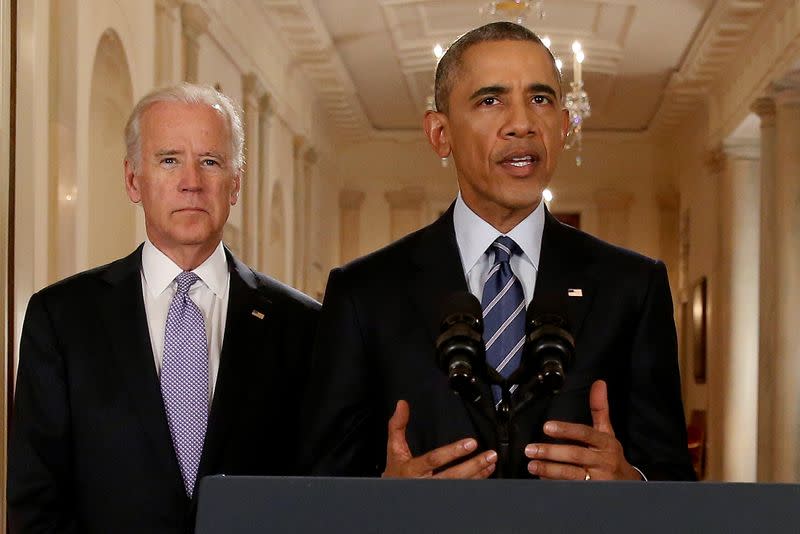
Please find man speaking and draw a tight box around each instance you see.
[302,22,695,482]
[8,83,319,532]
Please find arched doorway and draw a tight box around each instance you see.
[87,29,135,266]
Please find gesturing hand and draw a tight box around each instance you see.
[524,380,641,481]
[382,400,497,479]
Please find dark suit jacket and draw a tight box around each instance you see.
[8,245,320,533]
[301,205,695,481]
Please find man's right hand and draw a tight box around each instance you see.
[381,400,497,479]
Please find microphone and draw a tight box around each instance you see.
[435,292,486,402]
[519,301,575,395]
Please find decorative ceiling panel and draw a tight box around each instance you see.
[257,0,765,140]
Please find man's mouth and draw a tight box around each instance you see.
[174,207,207,213]
[506,155,535,167]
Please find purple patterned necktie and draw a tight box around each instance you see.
[161,271,209,497]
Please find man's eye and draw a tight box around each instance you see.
[201,159,220,167]
[480,96,500,106]
[533,95,552,105]
[161,157,177,165]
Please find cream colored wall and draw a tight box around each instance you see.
[659,106,713,457]
[550,134,660,259]
[337,138,457,260]
[336,134,664,265]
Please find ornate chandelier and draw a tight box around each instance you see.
[564,41,591,166]
[481,1,545,25]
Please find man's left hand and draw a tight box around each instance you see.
[524,380,641,481]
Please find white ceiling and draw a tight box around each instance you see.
[260,0,768,140]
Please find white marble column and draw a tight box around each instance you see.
[384,187,426,242]
[241,73,263,267]
[771,81,800,482]
[339,190,365,264]
[257,94,274,273]
[181,3,208,83]
[751,96,777,482]
[719,139,761,482]
[592,189,633,247]
[293,136,314,291]
[155,0,181,86]
[703,148,726,481]
[299,147,318,292]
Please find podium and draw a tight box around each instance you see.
[196,476,800,533]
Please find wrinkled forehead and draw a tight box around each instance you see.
[140,101,231,142]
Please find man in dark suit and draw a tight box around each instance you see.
[8,83,320,532]
[302,22,694,481]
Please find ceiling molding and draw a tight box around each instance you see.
[257,0,374,142]
[258,1,767,143]
[649,0,766,134]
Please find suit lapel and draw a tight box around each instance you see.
[407,205,500,438]
[198,251,272,478]
[408,204,471,344]
[530,208,596,341]
[98,246,184,487]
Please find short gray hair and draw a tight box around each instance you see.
[125,82,245,173]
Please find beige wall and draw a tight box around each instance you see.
[336,134,665,266]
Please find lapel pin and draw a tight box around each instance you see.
[251,310,265,320]
[567,288,583,297]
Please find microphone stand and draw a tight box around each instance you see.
[495,379,512,479]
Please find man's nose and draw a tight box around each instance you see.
[179,161,203,191]
[503,101,537,138]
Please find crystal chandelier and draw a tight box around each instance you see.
[481,1,545,25]
[564,41,591,166]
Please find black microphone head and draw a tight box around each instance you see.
[517,293,575,394]
[524,291,570,334]
[438,291,483,335]
[435,292,486,399]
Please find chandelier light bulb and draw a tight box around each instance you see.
[572,41,582,54]
[543,189,553,202]
[576,50,585,63]
[433,43,444,59]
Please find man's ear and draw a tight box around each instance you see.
[560,107,570,144]
[423,110,451,158]
[230,172,241,205]
[124,159,142,203]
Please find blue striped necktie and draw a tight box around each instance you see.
[481,236,526,402]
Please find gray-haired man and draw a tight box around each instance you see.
[9,82,319,533]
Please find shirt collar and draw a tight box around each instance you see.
[453,192,545,273]
[141,240,229,298]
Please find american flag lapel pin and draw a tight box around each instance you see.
[251,310,265,320]
[567,288,583,298]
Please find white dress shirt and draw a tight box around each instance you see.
[453,192,545,305]
[140,240,230,400]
